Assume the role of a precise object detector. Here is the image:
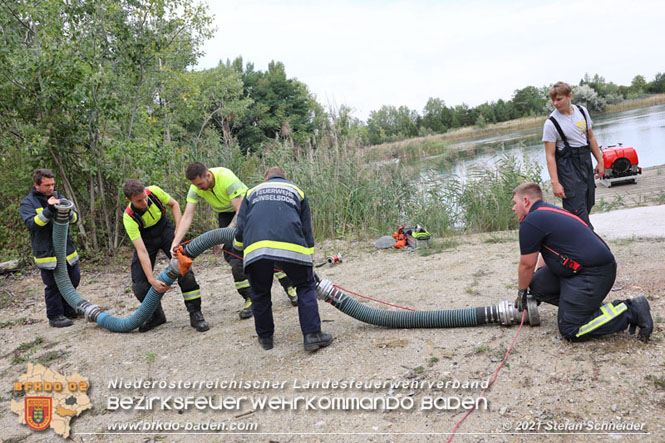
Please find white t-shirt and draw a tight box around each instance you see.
[542,105,592,151]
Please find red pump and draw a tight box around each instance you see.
[599,144,641,187]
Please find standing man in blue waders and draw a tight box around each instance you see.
[123,180,209,332]
[234,166,333,352]
[543,81,604,226]
[20,168,80,328]
[170,162,298,320]
[512,182,652,341]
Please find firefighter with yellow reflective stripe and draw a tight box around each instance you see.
[234,166,333,352]
[170,162,297,320]
[123,180,209,333]
[19,169,80,328]
[512,183,652,341]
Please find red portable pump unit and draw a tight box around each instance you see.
[599,143,641,187]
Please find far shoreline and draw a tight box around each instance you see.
[365,94,665,162]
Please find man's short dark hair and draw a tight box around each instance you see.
[123,179,146,198]
[186,162,208,181]
[265,166,286,179]
[513,182,543,201]
[33,168,55,185]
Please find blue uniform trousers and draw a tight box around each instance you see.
[246,260,321,338]
[41,263,80,319]
[529,261,630,341]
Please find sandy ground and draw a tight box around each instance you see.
[1,203,664,442]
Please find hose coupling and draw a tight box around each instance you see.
[167,260,182,279]
[315,278,335,301]
[494,296,540,326]
[326,253,343,265]
[315,278,346,306]
[79,301,104,322]
[54,199,74,223]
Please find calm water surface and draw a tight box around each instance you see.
[425,104,665,181]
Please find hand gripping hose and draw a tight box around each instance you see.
[52,199,236,332]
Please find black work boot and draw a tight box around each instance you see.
[239,297,253,319]
[627,296,653,341]
[189,311,209,332]
[64,306,82,319]
[303,331,333,352]
[285,286,298,306]
[49,315,73,328]
[139,304,167,333]
[258,336,274,350]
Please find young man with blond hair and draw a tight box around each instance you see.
[542,81,604,226]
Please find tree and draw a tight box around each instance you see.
[630,75,647,93]
[0,0,214,252]
[421,97,451,134]
[365,105,419,145]
[646,72,665,93]
[511,86,547,117]
[230,58,326,154]
[572,84,607,113]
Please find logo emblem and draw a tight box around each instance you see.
[25,397,52,431]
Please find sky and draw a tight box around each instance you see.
[197,0,664,121]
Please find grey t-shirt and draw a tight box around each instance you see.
[542,105,592,151]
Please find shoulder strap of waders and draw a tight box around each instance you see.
[548,115,571,150]
[575,104,589,141]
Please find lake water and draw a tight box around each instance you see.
[424,104,665,181]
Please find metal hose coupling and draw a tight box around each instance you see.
[482,297,540,326]
[165,262,182,280]
[77,300,105,322]
[326,253,342,265]
[315,278,345,305]
[54,199,74,223]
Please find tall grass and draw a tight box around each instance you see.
[246,143,542,240]
[446,154,544,232]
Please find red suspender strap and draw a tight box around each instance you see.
[536,206,588,227]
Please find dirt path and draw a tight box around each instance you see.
[2,221,663,441]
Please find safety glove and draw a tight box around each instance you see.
[514,288,528,312]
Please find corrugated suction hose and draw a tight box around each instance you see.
[52,199,235,332]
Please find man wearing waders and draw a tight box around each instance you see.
[543,81,604,226]
[123,180,209,332]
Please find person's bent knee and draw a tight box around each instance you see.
[558,323,590,342]
[132,282,151,299]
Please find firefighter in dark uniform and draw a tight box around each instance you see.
[123,180,208,332]
[234,166,333,352]
[171,162,297,320]
[512,182,653,341]
[543,81,604,226]
[19,169,80,328]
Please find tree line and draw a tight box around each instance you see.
[363,73,665,145]
[0,0,663,260]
